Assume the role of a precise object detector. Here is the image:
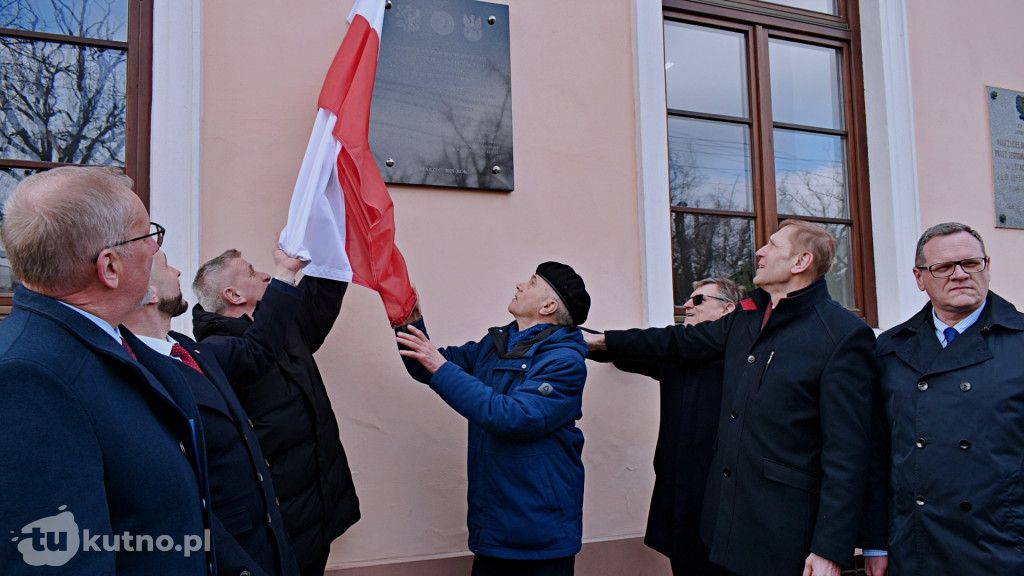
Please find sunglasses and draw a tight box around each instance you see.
[688,293,733,306]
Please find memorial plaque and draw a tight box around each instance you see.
[369,0,513,191]
[988,85,1024,228]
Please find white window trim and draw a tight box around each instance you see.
[632,0,924,328]
[150,0,203,336]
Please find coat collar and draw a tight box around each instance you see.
[878,291,1023,374]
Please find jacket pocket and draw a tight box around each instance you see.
[762,458,820,494]
[217,493,256,537]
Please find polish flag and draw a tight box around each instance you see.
[280,0,416,326]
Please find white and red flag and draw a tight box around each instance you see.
[280,0,416,326]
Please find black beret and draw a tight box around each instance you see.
[535,261,590,326]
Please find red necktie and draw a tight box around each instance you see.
[121,337,138,360]
[170,343,205,375]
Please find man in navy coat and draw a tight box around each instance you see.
[123,248,305,576]
[0,166,215,574]
[586,221,878,576]
[863,222,1024,575]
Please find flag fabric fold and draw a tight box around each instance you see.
[280,0,417,326]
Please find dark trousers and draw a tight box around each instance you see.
[471,554,575,576]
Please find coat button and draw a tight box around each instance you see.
[915,438,926,449]
[521,363,527,369]
[960,382,972,392]
[275,498,280,506]
[959,440,971,450]
[747,355,756,363]
[960,502,972,512]
[723,468,731,477]
[248,418,255,429]
[179,441,186,455]
[917,381,928,391]
[730,410,739,419]
[202,498,207,510]
[266,514,272,525]
[257,472,263,482]
[265,458,271,469]
[240,572,252,576]
[915,496,926,506]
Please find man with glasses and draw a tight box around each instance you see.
[0,166,214,574]
[862,222,1024,576]
[589,277,742,576]
[585,220,878,576]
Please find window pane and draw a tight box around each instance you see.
[758,0,837,16]
[669,118,753,212]
[820,223,854,309]
[0,168,34,293]
[1,38,127,165]
[664,22,748,118]
[769,39,842,129]
[671,213,755,306]
[774,129,847,218]
[0,0,129,43]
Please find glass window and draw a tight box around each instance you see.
[663,1,873,321]
[0,0,150,310]
[758,0,838,16]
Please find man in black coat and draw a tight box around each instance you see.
[124,248,304,576]
[589,277,743,576]
[585,221,879,576]
[191,250,359,576]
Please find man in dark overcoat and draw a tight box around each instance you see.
[862,222,1024,576]
[124,248,305,576]
[0,166,215,574]
[586,220,879,576]
[589,277,743,576]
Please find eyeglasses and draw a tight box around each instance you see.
[687,293,733,306]
[915,257,989,278]
[91,222,165,263]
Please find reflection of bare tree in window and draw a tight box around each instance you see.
[776,164,847,219]
[0,0,127,166]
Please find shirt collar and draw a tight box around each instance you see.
[134,334,178,357]
[58,301,123,343]
[931,300,986,346]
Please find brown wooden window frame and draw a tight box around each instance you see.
[664,0,876,326]
[0,0,152,317]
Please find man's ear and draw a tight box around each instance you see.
[222,286,246,306]
[791,251,814,275]
[721,302,736,317]
[95,250,121,289]
[538,298,559,318]
[146,285,159,305]
[912,266,926,292]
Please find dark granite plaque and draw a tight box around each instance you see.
[369,0,513,191]
[988,86,1024,228]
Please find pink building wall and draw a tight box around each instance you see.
[906,0,1024,307]
[200,0,668,572]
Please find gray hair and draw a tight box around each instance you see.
[192,249,241,314]
[915,222,987,265]
[693,276,744,305]
[1,166,137,292]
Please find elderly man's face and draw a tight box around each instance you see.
[913,231,990,324]
[753,226,800,290]
[682,284,734,327]
[508,273,557,321]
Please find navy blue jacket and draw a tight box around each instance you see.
[873,292,1024,574]
[605,278,877,576]
[164,279,303,576]
[400,319,588,560]
[0,286,214,575]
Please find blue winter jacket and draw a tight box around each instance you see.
[401,319,588,560]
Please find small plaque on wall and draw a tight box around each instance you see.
[369,0,513,191]
[988,85,1024,228]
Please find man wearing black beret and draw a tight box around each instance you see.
[396,262,590,576]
